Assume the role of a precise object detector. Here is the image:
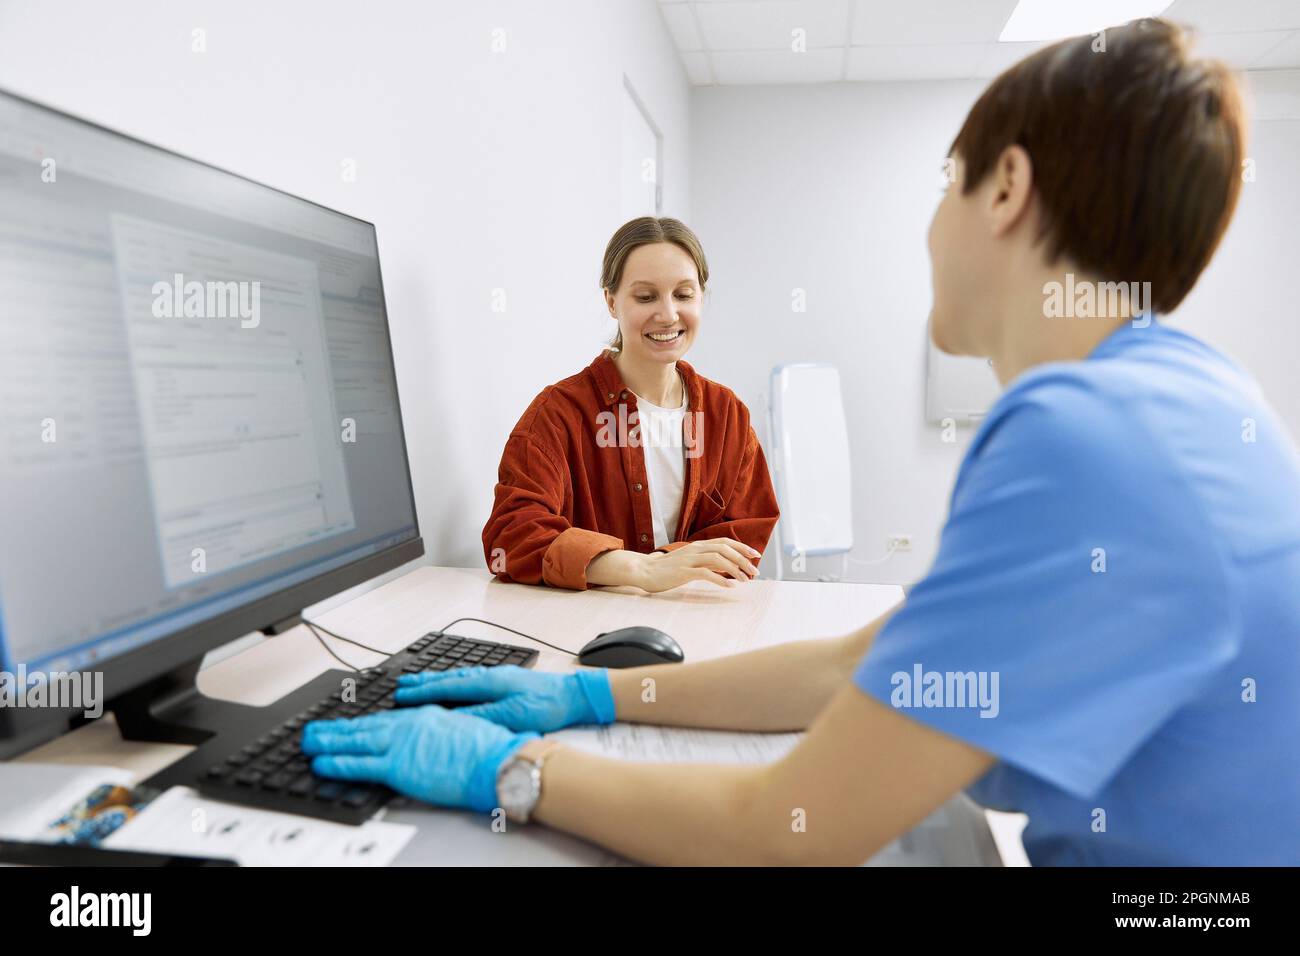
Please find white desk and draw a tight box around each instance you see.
[14,566,1009,865]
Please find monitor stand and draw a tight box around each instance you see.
[109,657,266,748]
[107,613,314,747]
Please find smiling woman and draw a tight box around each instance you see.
[481,216,779,592]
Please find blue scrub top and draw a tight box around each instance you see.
[853,320,1300,865]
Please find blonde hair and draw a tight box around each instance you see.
[601,217,709,351]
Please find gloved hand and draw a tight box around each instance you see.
[301,705,537,812]
[394,665,616,733]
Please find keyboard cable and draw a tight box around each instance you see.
[436,617,579,657]
[302,618,388,656]
[301,615,580,661]
[302,620,362,671]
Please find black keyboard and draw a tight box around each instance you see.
[190,631,539,824]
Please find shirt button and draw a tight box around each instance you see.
[620,391,627,400]
[640,533,648,543]
[634,482,643,492]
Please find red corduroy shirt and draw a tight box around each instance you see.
[482,351,779,589]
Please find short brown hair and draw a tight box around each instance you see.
[950,18,1245,313]
[601,217,709,351]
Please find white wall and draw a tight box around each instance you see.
[1176,70,1300,413]
[0,0,693,593]
[690,70,1300,585]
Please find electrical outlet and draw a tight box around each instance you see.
[887,534,913,552]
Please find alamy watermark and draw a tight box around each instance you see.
[151,273,260,328]
[596,405,704,459]
[890,664,999,718]
[1043,273,1152,327]
[0,666,103,718]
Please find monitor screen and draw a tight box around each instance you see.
[0,90,419,676]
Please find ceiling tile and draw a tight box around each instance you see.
[696,0,850,51]
[710,48,846,83]
[1252,29,1300,67]
[851,0,1018,45]
[1165,0,1300,34]
[847,42,987,80]
[659,2,704,51]
[1194,29,1298,68]
[661,1,1300,86]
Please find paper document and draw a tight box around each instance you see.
[546,723,802,764]
[103,786,415,867]
[544,724,998,866]
[0,763,138,842]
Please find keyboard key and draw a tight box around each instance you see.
[341,788,373,808]
[314,781,344,801]
[262,771,292,791]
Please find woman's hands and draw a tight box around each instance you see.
[302,706,536,811]
[394,666,616,733]
[587,538,760,592]
[642,539,760,591]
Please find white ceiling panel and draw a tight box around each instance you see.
[1194,29,1297,67]
[847,42,988,80]
[695,0,850,51]
[658,0,1300,85]
[710,47,846,83]
[660,2,704,51]
[851,0,1018,45]
[1253,29,1300,67]
[1165,0,1300,34]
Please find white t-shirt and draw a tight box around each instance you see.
[635,384,688,549]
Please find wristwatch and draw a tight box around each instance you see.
[496,741,563,824]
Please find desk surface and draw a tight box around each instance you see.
[13,566,1010,865]
[18,566,906,779]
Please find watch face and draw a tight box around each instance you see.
[499,762,536,812]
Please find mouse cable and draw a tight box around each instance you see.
[302,618,388,656]
[303,615,580,659]
[437,616,580,658]
[302,619,362,671]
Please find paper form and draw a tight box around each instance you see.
[102,786,415,867]
[546,723,803,764]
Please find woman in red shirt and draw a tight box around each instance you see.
[482,217,779,592]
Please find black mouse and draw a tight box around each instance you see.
[578,626,685,668]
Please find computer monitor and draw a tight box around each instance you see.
[0,88,423,756]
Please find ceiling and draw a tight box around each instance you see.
[656,0,1300,84]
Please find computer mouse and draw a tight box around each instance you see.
[578,626,685,668]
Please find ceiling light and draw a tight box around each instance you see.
[999,0,1174,42]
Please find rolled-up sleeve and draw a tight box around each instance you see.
[482,434,622,589]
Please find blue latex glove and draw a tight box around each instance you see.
[394,665,616,733]
[301,706,537,812]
